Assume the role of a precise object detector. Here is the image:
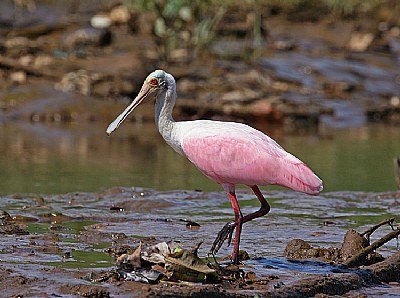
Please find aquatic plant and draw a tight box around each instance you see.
[125,0,226,63]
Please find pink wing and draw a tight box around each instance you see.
[180,121,323,195]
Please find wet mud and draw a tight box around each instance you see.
[1,187,399,297]
[1,2,400,129]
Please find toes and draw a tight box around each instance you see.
[210,221,236,254]
[226,224,234,247]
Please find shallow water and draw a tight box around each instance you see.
[0,122,398,195]
[1,187,399,295]
[2,188,400,262]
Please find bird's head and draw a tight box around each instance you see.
[106,69,167,135]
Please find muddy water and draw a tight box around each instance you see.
[0,122,399,195]
[1,187,399,296]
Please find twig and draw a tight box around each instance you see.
[361,217,395,240]
[270,252,400,297]
[344,226,400,268]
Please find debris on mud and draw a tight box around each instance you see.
[274,218,400,296]
[111,241,218,283]
[85,218,400,297]
[0,211,29,235]
[59,284,110,298]
[91,238,272,291]
[284,218,399,268]
[1,188,400,297]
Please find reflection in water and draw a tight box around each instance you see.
[0,121,399,194]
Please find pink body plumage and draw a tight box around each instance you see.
[180,120,322,194]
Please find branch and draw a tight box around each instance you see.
[361,217,395,239]
[270,252,400,297]
[344,227,400,268]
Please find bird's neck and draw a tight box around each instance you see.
[155,86,177,146]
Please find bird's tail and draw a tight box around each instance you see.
[277,162,323,195]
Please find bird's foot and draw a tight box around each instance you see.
[210,221,236,255]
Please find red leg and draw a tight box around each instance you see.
[210,185,270,262]
[228,191,243,264]
[242,185,270,223]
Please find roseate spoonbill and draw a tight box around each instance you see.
[107,70,323,264]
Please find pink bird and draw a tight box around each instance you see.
[107,70,323,264]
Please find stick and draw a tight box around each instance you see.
[361,218,395,239]
[344,227,400,268]
[270,252,400,297]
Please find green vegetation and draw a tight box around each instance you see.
[124,0,398,62]
[125,0,226,63]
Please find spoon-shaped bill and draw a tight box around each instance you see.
[106,83,154,135]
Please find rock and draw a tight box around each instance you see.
[91,14,112,29]
[284,239,338,261]
[340,229,369,261]
[18,55,34,66]
[348,32,374,52]
[55,70,91,95]
[10,71,27,84]
[59,284,110,298]
[4,37,30,48]
[64,28,112,48]
[390,96,400,107]
[273,39,296,51]
[221,88,262,103]
[284,239,313,259]
[0,211,29,235]
[33,55,54,68]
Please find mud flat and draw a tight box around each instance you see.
[1,2,399,129]
[1,187,400,297]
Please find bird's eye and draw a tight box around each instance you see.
[149,78,158,86]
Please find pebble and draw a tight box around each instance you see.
[91,14,112,29]
[33,55,54,68]
[64,28,111,47]
[4,37,30,48]
[348,32,374,52]
[10,71,27,84]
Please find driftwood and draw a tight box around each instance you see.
[344,226,400,268]
[361,218,395,239]
[276,218,400,297]
[269,252,400,297]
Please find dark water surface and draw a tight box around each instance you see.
[0,122,398,194]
